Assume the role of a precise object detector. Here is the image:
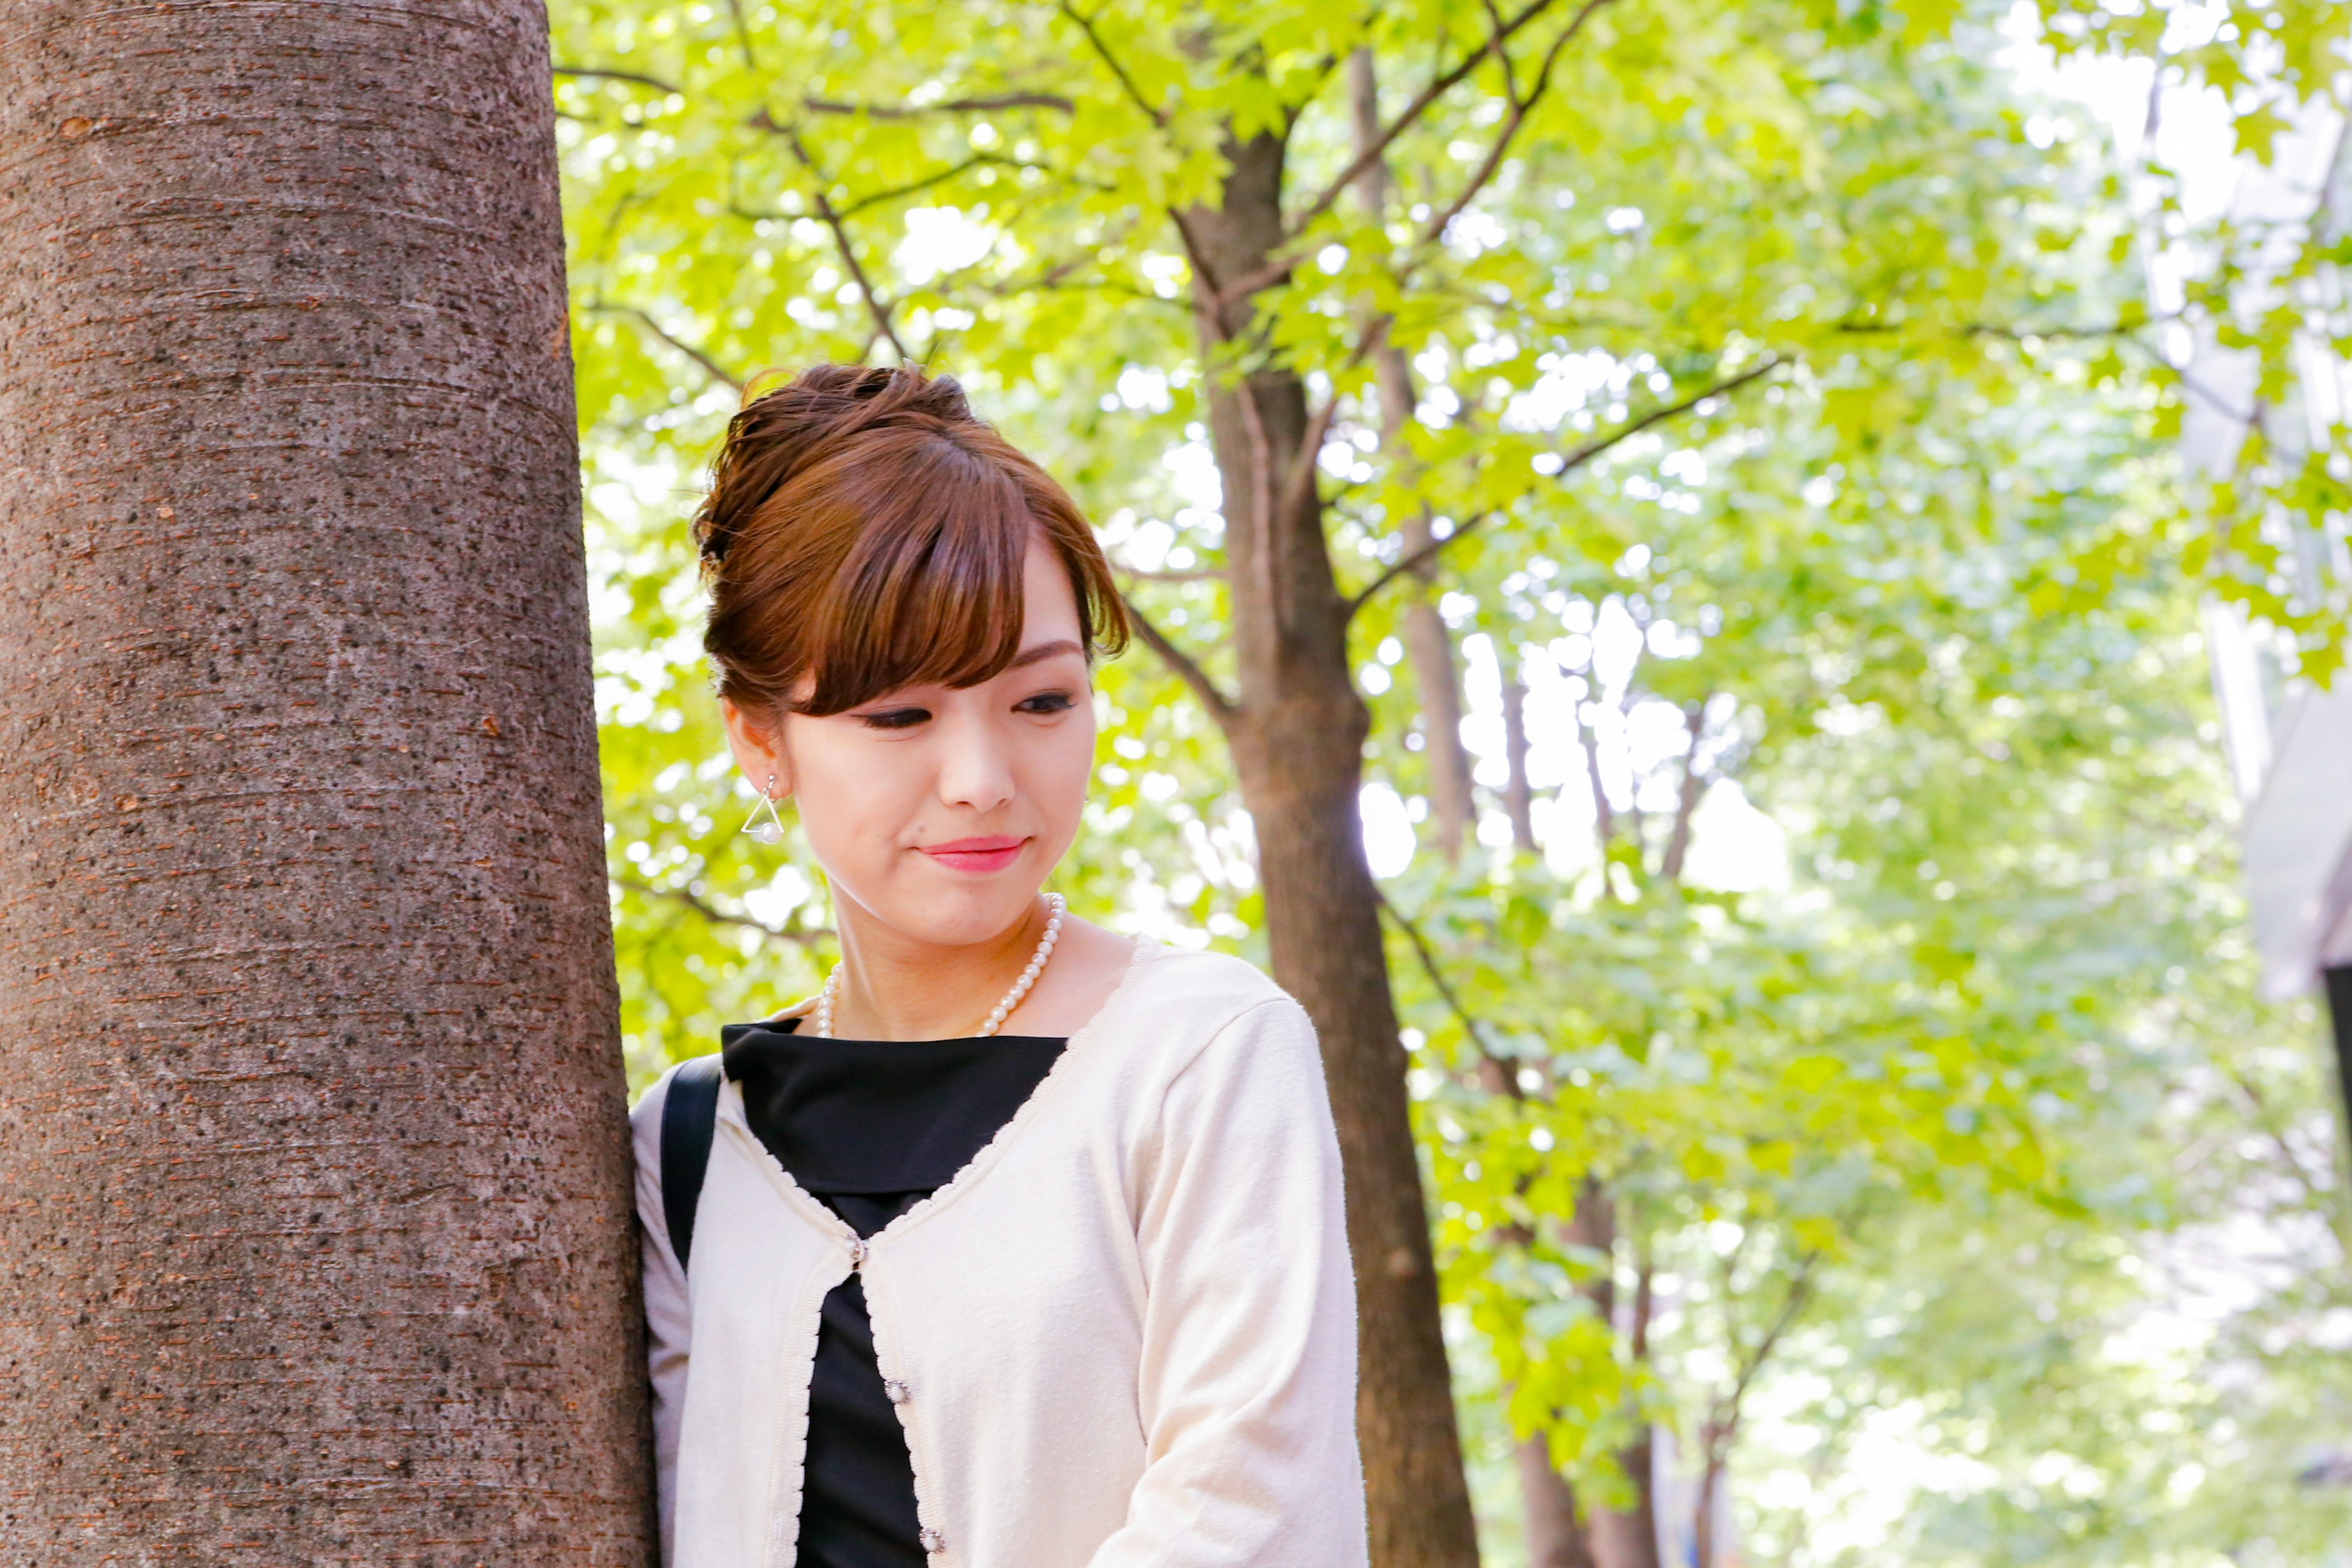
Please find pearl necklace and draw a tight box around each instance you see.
[813,893,1066,1039]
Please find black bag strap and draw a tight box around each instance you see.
[659,1054,726,1273]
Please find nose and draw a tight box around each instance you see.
[932,705,1016,815]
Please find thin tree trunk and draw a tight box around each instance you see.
[0,8,649,1562]
[1403,587,1477,853]
[1591,1259,1663,1568]
[1348,50,1476,859]
[1693,1449,1727,1568]
[1578,704,1618,852]
[1512,1174,1618,1567]
[1658,701,1708,883]
[1502,674,1538,853]
[1518,1437,1599,1568]
[1184,126,1480,1568]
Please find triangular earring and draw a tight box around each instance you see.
[741,772,788,845]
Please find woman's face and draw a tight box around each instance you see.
[722,535,1096,950]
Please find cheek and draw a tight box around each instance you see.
[1025,715,1097,832]
[789,738,910,869]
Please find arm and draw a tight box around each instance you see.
[630,1069,692,1567]
[1088,998,1370,1567]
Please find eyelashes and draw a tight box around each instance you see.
[853,690,1078,731]
[858,707,930,731]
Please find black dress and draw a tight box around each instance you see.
[718,1019,1068,1568]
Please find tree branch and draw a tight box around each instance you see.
[1058,1,1169,127]
[832,153,1043,219]
[615,874,832,949]
[1121,596,1237,722]
[1724,1249,1819,1432]
[1550,353,1779,477]
[1347,512,1488,617]
[584,300,745,392]
[1281,0,1567,254]
[1112,563,1223,583]
[1272,314,1394,526]
[1378,890,1521,1096]
[1416,0,1613,248]
[1348,355,1782,617]
[805,91,1075,118]
[747,110,911,362]
[722,0,763,76]
[554,64,685,94]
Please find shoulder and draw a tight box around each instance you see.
[629,1057,685,1134]
[628,1052,726,1174]
[1098,942,1320,1079]
[1113,941,1297,1019]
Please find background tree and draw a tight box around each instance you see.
[0,5,650,1561]
[551,0,2349,1561]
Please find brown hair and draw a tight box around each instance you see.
[694,364,1128,718]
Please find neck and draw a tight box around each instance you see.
[826,893,1048,1039]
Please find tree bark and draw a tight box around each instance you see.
[0,6,650,1562]
[1183,126,1480,1568]
[1348,49,1476,861]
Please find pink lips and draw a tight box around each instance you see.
[919,835,1028,875]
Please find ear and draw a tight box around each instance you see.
[720,698,793,799]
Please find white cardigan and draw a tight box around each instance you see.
[631,941,1369,1568]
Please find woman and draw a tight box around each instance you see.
[630,364,1367,1568]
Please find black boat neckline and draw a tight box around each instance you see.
[719,1017,1068,1047]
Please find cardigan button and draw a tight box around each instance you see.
[848,1239,867,1268]
[918,1527,944,1554]
[884,1378,910,1404]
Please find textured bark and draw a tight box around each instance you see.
[1185,126,1480,1568]
[0,6,651,1564]
[1348,51,1476,860]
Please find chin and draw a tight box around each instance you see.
[883,879,1040,948]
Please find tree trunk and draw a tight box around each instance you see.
[1591,1259,1662,1568]
[0,7,651,1563]
[1502,674,1538,854]
[1517,1437,1599,1568]
[1590,1428,1663,1568]
[1400,560,1477,854]
[1514,1175,1618,1567]
[1692,1447,1727,1568]
[1184,127,1480,1568]
[1347,50,1476,860]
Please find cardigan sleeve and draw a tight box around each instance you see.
[1087,996,1370,1568]
[630,1068,692,1568]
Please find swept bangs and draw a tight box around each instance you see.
[793,430,1032,715]
[695,364,1128,722]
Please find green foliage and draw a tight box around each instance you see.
[551,0,2350,1559]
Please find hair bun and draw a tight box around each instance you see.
[695,364,978,568]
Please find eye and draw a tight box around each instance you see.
[858,706,932,731]
[1016,690,1076,716]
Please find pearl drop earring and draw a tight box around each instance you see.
[740,771,788,845]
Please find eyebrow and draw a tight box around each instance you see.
[1008,638,1085,670]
